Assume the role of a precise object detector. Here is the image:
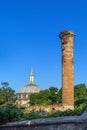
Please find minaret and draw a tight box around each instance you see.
[59,30,75,110]
[29,68,35,85]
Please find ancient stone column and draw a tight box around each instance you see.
[59,30,75,110]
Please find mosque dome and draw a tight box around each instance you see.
[18,84,41,93]
[16,69,42,106]
[18,69,41,94]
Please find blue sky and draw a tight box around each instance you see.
[0,0,87,92]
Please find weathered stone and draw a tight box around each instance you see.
[59,30,75,110]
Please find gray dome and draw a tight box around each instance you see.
[19,84,41,93]
[18,69,42,94]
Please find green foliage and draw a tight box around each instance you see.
[1,82,9,87]
[22,110,44,120]
[57,88,62,103]
[49,87,58,104]
[0,105,23,124]
[30,87,59,105]
[30,89,51,105]
[0,102,87,124]
[0,83,87,124]
[75,98,87,106]
[48,101,87,117]
[74,84,87,100]
[23,100,87,120]
[0,82,16,106]
[30,84,87,106]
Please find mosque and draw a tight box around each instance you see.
[16,69,41,107]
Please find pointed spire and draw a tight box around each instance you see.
[30,68,34,76]
[29,68,35,85]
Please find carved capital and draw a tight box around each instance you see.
[59,30,75,40]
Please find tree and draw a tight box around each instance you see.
[1,82,9,88]
[30,89,51,105]
[0,105,23,124]
[49,87,59,104]
[57,88,62,103]
[0,82,16,106]
[74,84,87,100]
[38,89,51,105]
[30,87,59,106]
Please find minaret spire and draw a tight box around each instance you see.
[29,68,35,85]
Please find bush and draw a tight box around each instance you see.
[0,103,87,125]
[75,98,87,106]
[0,105,23,124]
[22,110,45,120]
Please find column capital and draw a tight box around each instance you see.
[59,30,76,40]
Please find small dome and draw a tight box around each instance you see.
[18,83,41,93]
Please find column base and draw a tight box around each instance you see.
[62,104,74,111]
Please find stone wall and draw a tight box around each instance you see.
[26,104,62,113]
[0,109,87,130]
[25,104,74,113]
